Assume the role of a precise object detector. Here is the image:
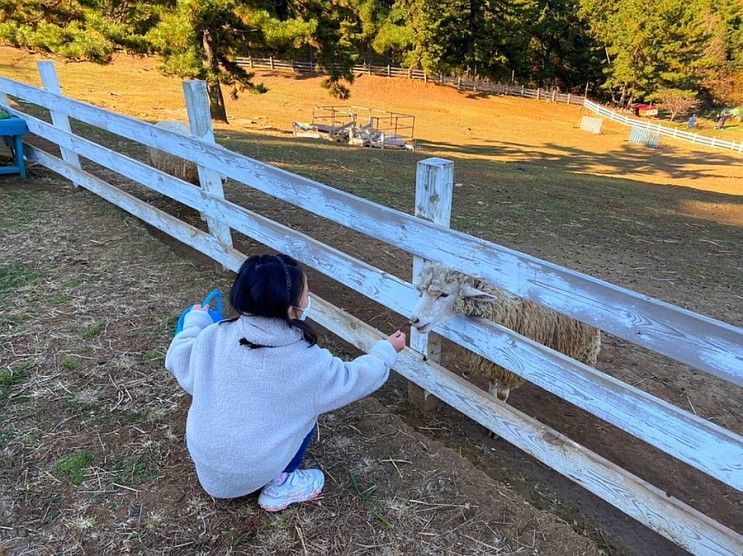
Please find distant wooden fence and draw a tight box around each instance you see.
[235,56,585,106]
[1,63,742,555]
[584,99,743,153]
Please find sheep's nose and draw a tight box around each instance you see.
[410,318,420,325]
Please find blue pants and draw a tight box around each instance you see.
[283,425,315,473]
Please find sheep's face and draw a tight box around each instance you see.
[410,265,497,334]
[411,276,460,334]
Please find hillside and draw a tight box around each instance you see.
[1,46,741,197]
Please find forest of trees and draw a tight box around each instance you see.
[1,0,741,121]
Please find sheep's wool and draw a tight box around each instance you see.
[418,265,601,398]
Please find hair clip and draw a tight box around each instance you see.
[276,255,292,297]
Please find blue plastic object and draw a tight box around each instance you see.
[0,116,29,179]
[175,289,223,335]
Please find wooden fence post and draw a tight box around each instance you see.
[521,85,525,97]
[387,65,391,77]
[537,88,541,100]
[182,80,233,248]
[567,93,571,104]
[249,56,254,69]
[408,157,454,413]
[457,76,461,89]
[37,61,82,188]
[552,89,557,102]
[270,56,274,70]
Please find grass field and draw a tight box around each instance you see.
[1,46,741,555]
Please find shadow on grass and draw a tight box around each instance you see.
[417,137,743,184]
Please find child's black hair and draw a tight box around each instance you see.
[228,253,317,346]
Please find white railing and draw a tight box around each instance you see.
[235,56,586,106]
[1,63,742,555]
[584,99,743,153]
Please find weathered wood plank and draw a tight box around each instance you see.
[36,61,82,187]
[308,295,743,556]
[182,80,233,247]
[2,77,739,386]
[15,112,743,490]
[410,158,453,408]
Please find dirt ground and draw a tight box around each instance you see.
[1,47,741,555]
[1,176,600,555]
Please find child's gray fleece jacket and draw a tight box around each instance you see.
[165,310,397,498]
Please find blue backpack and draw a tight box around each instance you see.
[174,289,224,336]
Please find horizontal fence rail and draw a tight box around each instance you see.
[234,56,585,106]
[310,297,743,556]
[12,106,742,491]
[1,76,740,389]
[3,70,743,554]
[21,141,743,556]
[584,99,743,153]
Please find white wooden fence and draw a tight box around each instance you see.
[584,99,743,153]
[1,63,742,555]
[235,56,585,106]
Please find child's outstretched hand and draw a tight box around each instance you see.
[387,330,406,353]
[191,304,208,312]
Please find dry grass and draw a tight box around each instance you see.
[1,45,741,196]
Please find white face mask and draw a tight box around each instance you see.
[297,297,311,321]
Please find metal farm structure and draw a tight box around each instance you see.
[1,62,742,555]
[293,105,415,149]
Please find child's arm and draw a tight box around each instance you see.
[313,337,400,414]
[164,306,214,395]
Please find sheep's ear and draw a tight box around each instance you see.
[460,284,498,301]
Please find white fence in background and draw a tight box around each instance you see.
[1,63,742,555]
[584,99,743,153]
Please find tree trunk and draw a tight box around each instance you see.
[202,28,228,123]
[207,81,227,123]
[618,83,627,108]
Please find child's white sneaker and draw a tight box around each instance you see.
[258,469,324,512]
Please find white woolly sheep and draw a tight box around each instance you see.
[147,120,201,185]
[410,264,601,405]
